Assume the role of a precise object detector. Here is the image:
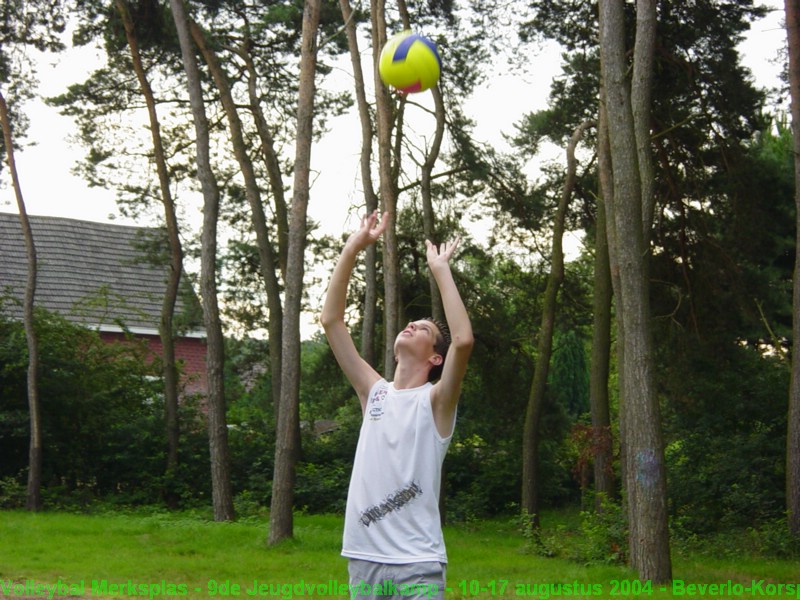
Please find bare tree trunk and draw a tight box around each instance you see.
[169,0,234,521]
[362,233,379,369]
[632,0,656,243]
[115,0,184,510]
[239,48,285,417]
[339,0,380,366]
[598,0,671,582]
[397,0,411,29]
[422,86,446,321]
[191,20,286,424]
[269,0,321,545]
[240,58,290,280]
[784,0,800,537]
[0,92,41,512]
[371,0,400,379]
[592,80,616,508]
[521,120,593,527]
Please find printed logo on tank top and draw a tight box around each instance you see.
[359,481,423,527]
[368,384,389,421]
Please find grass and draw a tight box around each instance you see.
[0,509,797,599]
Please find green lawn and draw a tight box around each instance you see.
[0,510,797,599]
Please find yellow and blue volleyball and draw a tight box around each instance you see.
[378,31,441,94]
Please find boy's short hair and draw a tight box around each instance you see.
[425,317,451,382]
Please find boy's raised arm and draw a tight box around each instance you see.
[428,237,474,432]
[320,211,389,410]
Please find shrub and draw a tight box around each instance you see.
[0,475,25,509]
[577,496,627,564]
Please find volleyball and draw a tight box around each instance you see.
[378,31,441,94]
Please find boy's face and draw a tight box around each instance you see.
[394,319,443,364]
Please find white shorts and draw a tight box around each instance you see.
[347,559,446,600]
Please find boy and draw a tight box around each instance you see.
[321,210,473,600]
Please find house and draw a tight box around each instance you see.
[0,212,207,396]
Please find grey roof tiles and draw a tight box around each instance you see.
[0,212,203,335]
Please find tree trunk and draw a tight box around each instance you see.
[784,0,800,537]
[169,0,234,522]
[0,92,42,512]
[598,0,671,582]
[268,0,321,545]
[339,0,379,366]
[592,80,616,507]
[632,0,657,243]
[422,85,446,321]
[239,47,285,417]
[191,20,286,424]
[521,120,593,527]
[371,0,400,379]
[115,0,183,510]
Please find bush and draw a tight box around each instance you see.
[662,344,788,533]
[445,434,521,521]
[292,404,361,514]
[746,518,800,558]
[294,461,350,514]
[0,475,25,509]
[523,497,627,565]
[671,516,800,560]
[577,496,627,564]
[0,309,172,507]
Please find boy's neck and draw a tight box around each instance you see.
[392,359,430,390]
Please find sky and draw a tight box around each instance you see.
[1,1,787,235]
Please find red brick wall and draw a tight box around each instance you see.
[99,331,207,397]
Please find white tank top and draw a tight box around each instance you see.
[342,379,454,564]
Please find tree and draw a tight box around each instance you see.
[521,119,593,527]
[0,93,41,511]
[785,0,800,537]
[60,0,350,526]
[114,0,184,508]
[0,0,66,513]
[269,0,322,545]
[598,0,671,582]
[370,0,401,379]
[338,0,380,367]
[521,1,772,518]
[169,0,234,521]
[420,86,447,320]
[333,1,470,377]
[591,77,615,507]
[187,15,286,424]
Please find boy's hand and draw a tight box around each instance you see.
[346,210,390,253]
[425,236,461,272]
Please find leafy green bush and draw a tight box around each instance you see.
[663,344,788,532]
[577,496,627,564]
[445,434,521,522]
[0,308,170,506]
[672,516,800,560]
[294,461,350,514]
[292,403,361,514]
[0,475,25,509]
[518,498,627,565]
[747,518,800,558]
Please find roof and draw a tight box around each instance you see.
[0,212,204,337]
